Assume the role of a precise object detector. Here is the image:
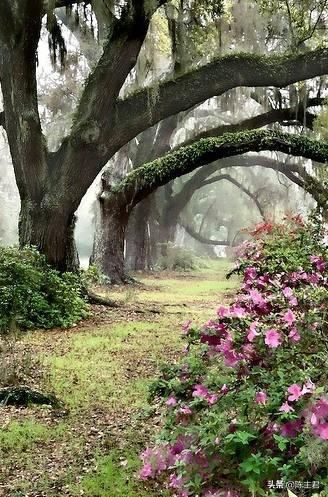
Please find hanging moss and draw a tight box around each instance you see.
[46,11,67,68]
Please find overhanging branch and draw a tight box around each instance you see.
[114,130,328,209]
[180,98,323,147]
[115,48,328,147]
[182,223,229,246]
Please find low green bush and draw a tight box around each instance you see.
[0,246,88,332]
[157,243,207,271]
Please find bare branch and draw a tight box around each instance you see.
[199,174,266,220]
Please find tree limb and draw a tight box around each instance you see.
[115,48,328,149]
[113,130,328,210]
[182,223,229,246]
[198,174,266,220]
[179,98,324,147]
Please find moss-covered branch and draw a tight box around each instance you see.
[113,130,328,210]
[115,49,328,148]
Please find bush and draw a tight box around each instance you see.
[0,246,88,331]
[157,243,207,271]
[141,214,328,497]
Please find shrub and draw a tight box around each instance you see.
[81,264,111,287]
[0,246,88,331]
[157,243,206,271]
[141,215,328,497]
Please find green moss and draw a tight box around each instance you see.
[112,129,328,205]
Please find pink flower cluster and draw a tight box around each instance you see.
[141,227,327,497]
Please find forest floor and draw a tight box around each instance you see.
[0,260,238,497]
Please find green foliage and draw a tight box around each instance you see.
[77,451,154,497]
[256,0,328,49]
[0,246,88,332]
[142,215,328,496]
[314,102,328,142]
[81,264,111,286]
[157,243,206,271]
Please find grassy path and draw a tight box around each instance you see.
[0,261,237,497]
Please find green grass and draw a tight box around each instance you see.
[46,320,182,410]
[75,451,168,497]
[0,260,238,497]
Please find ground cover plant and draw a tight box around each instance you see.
[0,246,88,332]
[141,214,328,497]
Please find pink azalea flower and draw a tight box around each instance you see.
[287,384,303,402]
[224,349,240,367]
[307,273,320,285]
[301,379,315,395]
[264,328,282,348]
[283,309,296,326]
[282,287,293,298]
[314,423,328,440]
[217,306,230,318]
[169,473,184,489]
[281,419,304,438]
[249,289,265,306]
[244,266,257,281]
[179,406,192,415]
[139,463,153,479]
[182,320,192,334]
[288,327,301,342]
[220,384,229,394]
[230,305,247,318]
[312,398,328,417]
[310,255,327,272]
[166,396,177,407]
[192,384,209,399]
[255,391,268,405]
[279,402,294,413]
[207,394,218,405]
[247,321,260,342]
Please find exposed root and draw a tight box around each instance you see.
[86,289,121,308]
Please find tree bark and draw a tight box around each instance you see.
[92,194,130,284]
[125,197,152,271]
[19,200,79,271]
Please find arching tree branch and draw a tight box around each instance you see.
[180,97,323,147]
[112,130,328,211]
[114,48,328,151]
[198,174,266,220]
[182,223,230,246]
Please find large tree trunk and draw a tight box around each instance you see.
[125,197,152,271]
[92,192,130,284]
[19,200,79,271]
